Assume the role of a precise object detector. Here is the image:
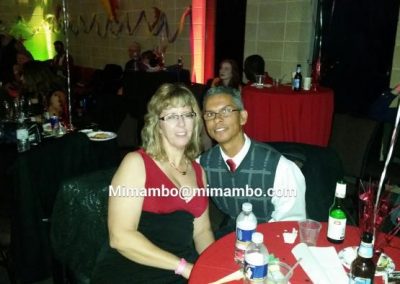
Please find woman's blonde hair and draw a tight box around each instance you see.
[141,83,203,161]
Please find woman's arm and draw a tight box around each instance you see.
[108,152,192,278]
[192,168,215,254]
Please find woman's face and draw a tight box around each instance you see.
[219,62,233,82]
[158,105,195,150]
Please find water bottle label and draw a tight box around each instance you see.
[244,263,267,280]
[327,216,346,240]
[349,276,372,284]
[16,129,28,140]
[237,228,255,243]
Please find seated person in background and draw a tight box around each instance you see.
[141,50,162,72]
[4,50,33,98]
[51,40,74,78]
[209,59,242,90]
[243,54,273,85]
[21,60,68,123]
[91,83,214,283]
[199,86,306,237]
[124,41,142,72]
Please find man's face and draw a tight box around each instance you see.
[203,93,247,147]
[54,43,63,54]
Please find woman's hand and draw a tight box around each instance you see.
[181,262,193,279]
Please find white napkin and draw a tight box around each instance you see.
[291,243,349,284]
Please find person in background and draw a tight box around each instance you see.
[4,50,33,98]
[51,40,74,78]
[22,60,68,123]
[91,83,214,283]
[210,59,242,90]
[199,86,306,237]
[124,41,142,72]
[243,54,273,85]
[141,50,162,72]
[0,34,17,84]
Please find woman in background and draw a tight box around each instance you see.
[21,60,68,123]
[210,59,242,90]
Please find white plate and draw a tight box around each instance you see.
[338,246,395,276]
[251,83,273,88]
[87,131,117,141]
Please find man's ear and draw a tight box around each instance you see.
[240,109,248,126]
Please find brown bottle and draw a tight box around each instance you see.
[349,232,376,283]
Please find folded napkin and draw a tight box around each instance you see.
[291,243,348,284]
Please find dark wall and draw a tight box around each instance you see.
[213,0,247,81]
[320,0,400,115]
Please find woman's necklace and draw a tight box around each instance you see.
[169,159,189,175]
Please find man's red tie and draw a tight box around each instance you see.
[226,159,236,172]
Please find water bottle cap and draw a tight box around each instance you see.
[251,232,263,243]
[242,202,252,212]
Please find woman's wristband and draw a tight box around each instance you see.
[174,258,187,275]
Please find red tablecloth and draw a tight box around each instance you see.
[242,85,334,147]
[189,221,400,284]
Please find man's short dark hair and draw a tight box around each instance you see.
[244,55,265,82]
[54,40,64,46]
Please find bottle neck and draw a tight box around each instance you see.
[358,241,373,258]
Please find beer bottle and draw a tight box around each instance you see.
[350,232,376,283]
[293,64,302,91]
[327,181,347,243]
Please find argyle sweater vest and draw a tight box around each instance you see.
[200,141,280,224]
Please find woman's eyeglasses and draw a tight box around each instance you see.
[159,112,196,124]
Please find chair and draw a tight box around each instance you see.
[328,113,380,186]
[269,142,344,222]
[51,167,116,283]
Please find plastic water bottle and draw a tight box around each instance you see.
[235,202,257,265]
[16,118,30,153]
[244,232,269,284]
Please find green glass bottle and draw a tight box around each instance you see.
[327,181,347,243]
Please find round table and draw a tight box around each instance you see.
[189,221,400,284]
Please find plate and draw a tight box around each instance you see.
[251,83,273,88]
[338,246,395,276]
[87,131,117,141]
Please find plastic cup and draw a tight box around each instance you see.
[303,77,312,90]
[298,219,321,246]
[255,74,265,88]
[267,261,293,284]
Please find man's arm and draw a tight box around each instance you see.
[269,156,306,221]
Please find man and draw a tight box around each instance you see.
[199,86,306,236]
[124,41,142,71]
[52,40,74,78]
[243,54,273,85]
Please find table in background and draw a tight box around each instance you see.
[242,85,334,147]
[189,221,400,284]
[11,132,121,283]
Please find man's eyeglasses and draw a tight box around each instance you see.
[159,112,196,124]
[203,107,240,121]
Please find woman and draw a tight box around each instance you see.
[211,59,241,90]
[21,60,67,123]
[92,84,214,283]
